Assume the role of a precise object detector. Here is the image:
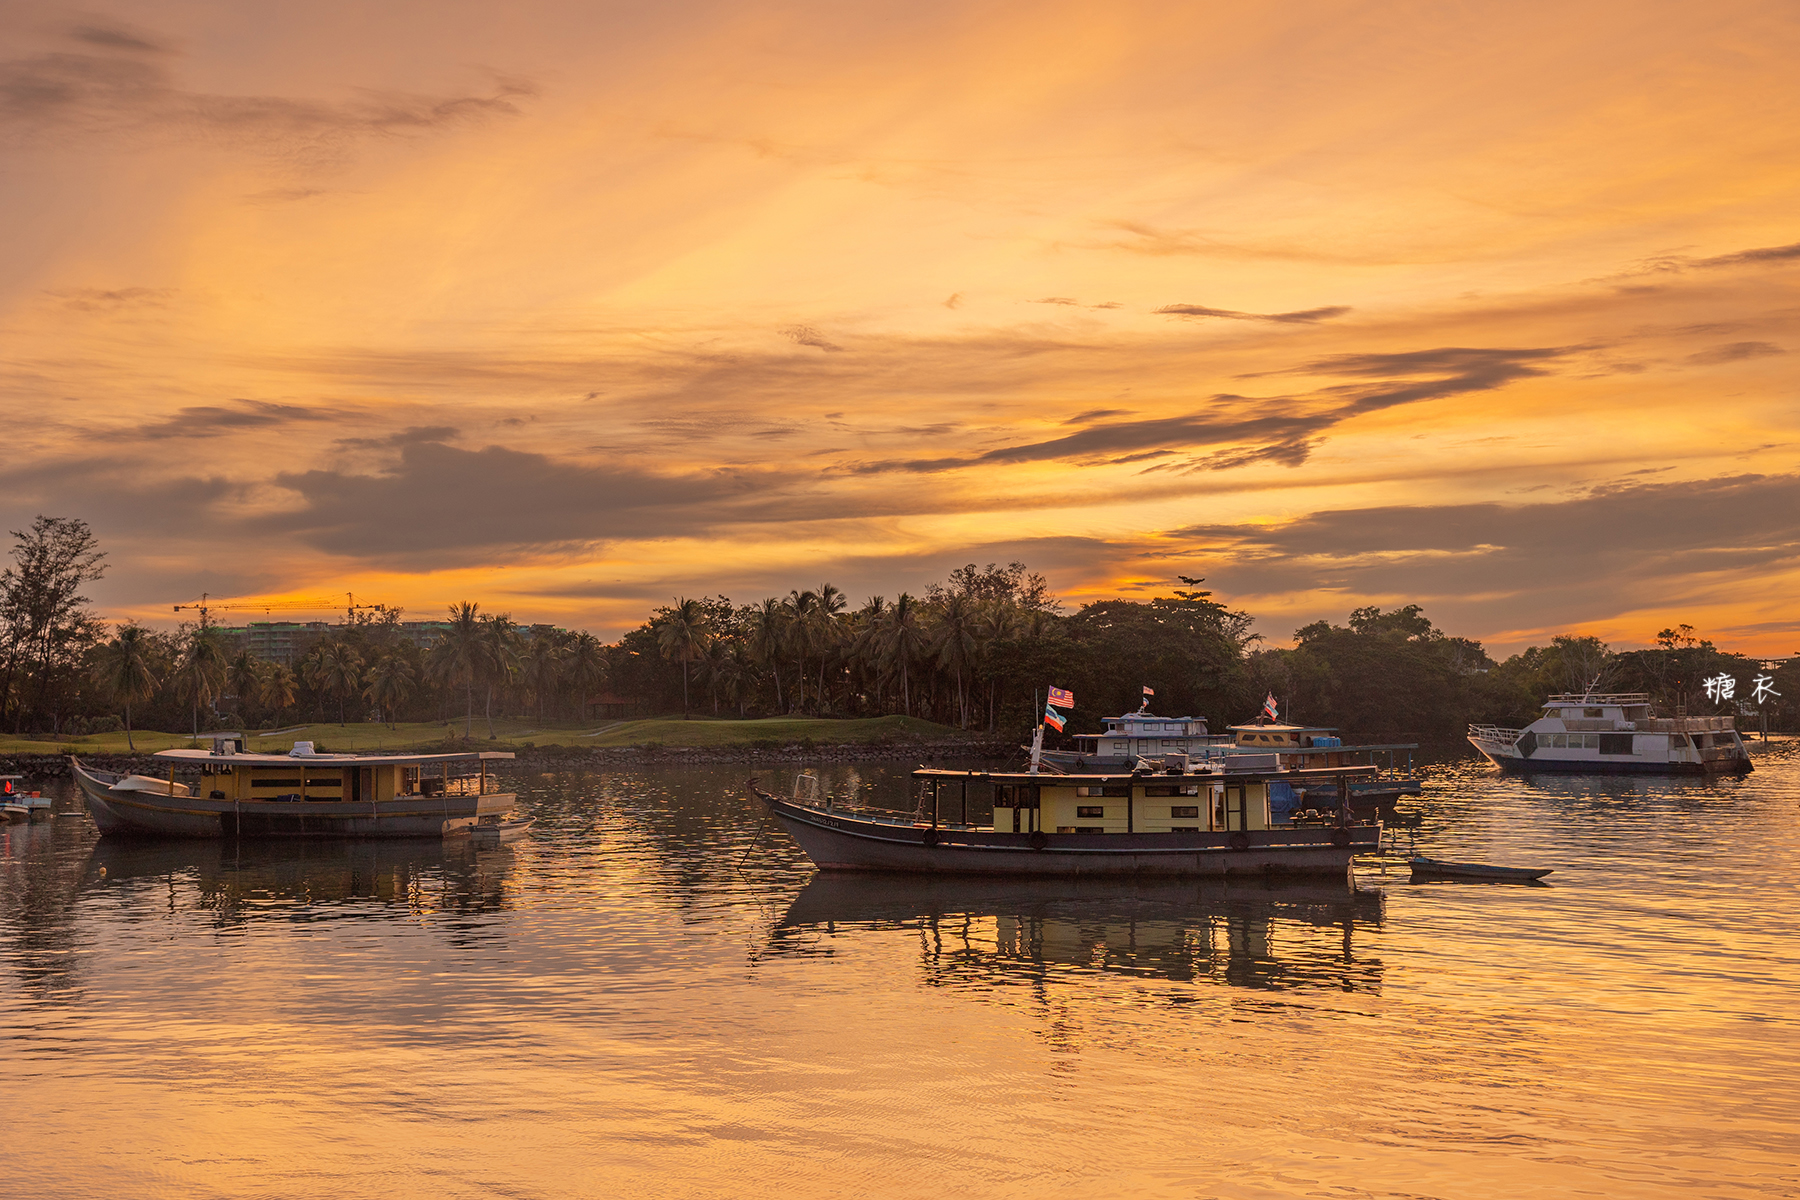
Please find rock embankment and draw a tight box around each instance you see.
[5,738,1019,779]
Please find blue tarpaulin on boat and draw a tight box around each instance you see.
[1268,781,1299,820]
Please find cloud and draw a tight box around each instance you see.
[47,286,174,310]
[257,441,760,561]
[1156,303,1352,323]
[1687,341,1783,365]
[130,400,339,440]
[782,325,844,352]
[1033,297,1080,305]
[333,425,459,450]
[1176,473,1800,635]
[0,26,536,157]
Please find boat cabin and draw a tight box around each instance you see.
[152,745,515,804]
[1068,712,1227,762]
[921,764,1379,835]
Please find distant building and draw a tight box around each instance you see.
[213,619,560,664]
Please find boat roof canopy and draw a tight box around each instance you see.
[150,749,515,766]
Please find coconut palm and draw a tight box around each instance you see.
[91,625,159,751]
[810,583,848,712]
[262,662,298,721]
[934,594,979,728]
[521,631,566,723]
[173,629,229,736]
[477,614,524,738]
[429,601,483,737]
[305,640,365,726]
[883,593,927,718]
[655,597,711,719]
[227,650,263,725]
[784,589,817,712]
[747,597,787,713]
[363,654,416,729]
[563,632,608,721]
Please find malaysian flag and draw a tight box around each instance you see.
[1043,705,1066,731]
[1262,693,1279,720]
[1047,686,1074,709]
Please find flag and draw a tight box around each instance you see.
[1043,705,1066,731]
[1142,685,1155,696]
[1262,693,1279,720]
[1047,686,1075,709]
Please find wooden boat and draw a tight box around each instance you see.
[1409,856,1552,881]
[1,774,50,822]
[71,740,516,839]
[453,815,535,844]
[752,763,1382,879]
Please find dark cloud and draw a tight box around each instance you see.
[1687,341,1783,365]
[1033,297,1080,306]
[333,425,459,450]
[1177,474,1800,637]
[258,441,756,561]
[782,325,843,352]
[131,400,338,440]
[850,344,1571,475]
[1694,242,1800,269]
[47,286,174,310]
[1156,303,1351,323]
[0,29,535,154]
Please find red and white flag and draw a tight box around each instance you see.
[1142,685,1155,697]
[1047,686,1075,709]
[1262,693,1279,720]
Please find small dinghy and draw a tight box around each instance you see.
[1410,856,1552,882]
[464,816,535,844]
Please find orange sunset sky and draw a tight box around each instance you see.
[2,0,1796,655]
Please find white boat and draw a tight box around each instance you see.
[1468,692,1751,775]
[71,737,518,838]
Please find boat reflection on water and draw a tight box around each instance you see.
[769,874,1385,994]
[83,836,518,930]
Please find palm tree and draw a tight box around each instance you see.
[785,589,817,712]
[934,594,979,728]
[521,632,566,723]
[429,601,483,737]
[563,632,608,722]
[656,597,711,719]
[748,598,787,713]
[262,662,298,721]
[883,594,927,718]
[811,583,848,712]
[173,629,229,736]
[305,640,365,726]
[91,625,159,751]
[972,599,1018,731]
[477,614,524,738]
[227,650,262,726]
[363,654,417,729]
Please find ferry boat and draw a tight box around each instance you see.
[1041,711,1421,805]
[1468,692,1752,775]
[70,735,518,838]
[751,762,1382,878]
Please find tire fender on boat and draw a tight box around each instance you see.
[1028,830,1048,850]
[1330,828,1351,848]
[920,827,939,846]
[1228,832,1251,852]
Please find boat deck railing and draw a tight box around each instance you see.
[1469,724,1522,745]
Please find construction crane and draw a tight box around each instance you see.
[172,592,392,629]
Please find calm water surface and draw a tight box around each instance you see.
[4,744,1799,1199]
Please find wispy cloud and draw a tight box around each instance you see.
[1156,303,1352,323]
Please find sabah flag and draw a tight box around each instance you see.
[1043,705,1067,731]
[1047,686,1075,709]
[1262,693,1279,720]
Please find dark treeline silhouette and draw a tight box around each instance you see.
[4,516,1794,740]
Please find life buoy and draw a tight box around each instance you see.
[1028,829,1048,850]
[1228,832,1250,852]
[921,827,939,846]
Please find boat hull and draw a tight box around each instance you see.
[72,758,515,839]
[762,794,1378,878]
[1468,741,1752,776]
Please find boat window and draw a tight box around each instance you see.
[1586,708,1604,718]
[1143,785,1201,796]
[1076,806,1106,818]
[1075,784,1130,797]
[1171,805,1200,818]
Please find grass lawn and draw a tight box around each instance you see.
[0,713,969,756]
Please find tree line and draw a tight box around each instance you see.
[3,516,1794,743]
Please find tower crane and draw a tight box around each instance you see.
[172,592,393,629]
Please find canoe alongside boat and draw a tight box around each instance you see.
[753,764,1382,879]
[71,740,517,839]
[1409,857,1552,881]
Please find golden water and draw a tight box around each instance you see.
[4,745,1798,1198]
